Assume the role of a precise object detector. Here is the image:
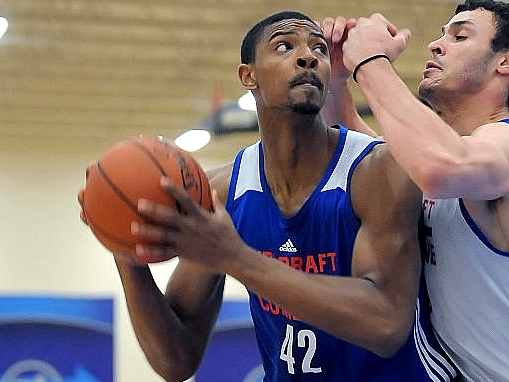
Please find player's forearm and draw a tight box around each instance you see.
[323,79,380,137]
[114,259,212,381]
[226,249,412,358]
[354,60,473,197]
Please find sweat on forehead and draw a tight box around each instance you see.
[240,11,317,64]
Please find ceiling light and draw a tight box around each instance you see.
[238,92,256,111]
[175,129,211,152]
[0,17,8,40]
[175,92,259,152]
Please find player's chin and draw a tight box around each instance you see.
[291,100,321,115]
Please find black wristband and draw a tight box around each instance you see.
[352,54,391,83]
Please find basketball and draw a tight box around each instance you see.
[82,136,212,263]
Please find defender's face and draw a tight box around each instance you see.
[251,19,331,115]
[419,8,498,106]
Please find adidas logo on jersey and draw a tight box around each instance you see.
[279,239,297,253]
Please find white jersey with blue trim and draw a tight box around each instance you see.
[423,196,509,382]
[226,125,456,382]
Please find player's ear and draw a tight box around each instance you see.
[496,52,509,75]
[238,63,257,90]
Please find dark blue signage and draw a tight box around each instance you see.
[195,300,263,382]
[0,295,113,382]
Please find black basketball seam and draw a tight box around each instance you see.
[130,139,170,176]
[131,139,186,213]
[97,161,139,215]
[96,140,172,222]
[194,160,205,206]
[82,201,134,253]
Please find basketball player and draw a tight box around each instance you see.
[79,11,456,381]
[323,1,509,380]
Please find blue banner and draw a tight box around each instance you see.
[0,295,113,382]
[195,300,263,382]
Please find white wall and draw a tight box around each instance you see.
[0,148,248,382]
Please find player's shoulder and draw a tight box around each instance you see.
[206,162,234,204]
[356,142,395,175]
[353,143,421,204]
[474,119,509,147]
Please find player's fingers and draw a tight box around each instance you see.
[131,218,179,246]
[77,188,84,206]
[136,198,181,227]
[386,21,398,37]
[209,189,227,216]
[322,16,347,44]
[388,28,411,59]
[346,18,357,31]
[77,189,90,225]
[160,176,204,215]
[79,210,88,225]
[115,250,174,267]
[134,245,179,264]
[370,12,409,41]
[85,161,96,179]
[396,28,411,45]
[321,17,335,42]
[331,16,347,43]
[131,221,181,263]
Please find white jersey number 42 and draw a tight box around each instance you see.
[280,324,322,374]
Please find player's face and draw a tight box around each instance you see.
[251,19,330,115]
[418,9,498,107]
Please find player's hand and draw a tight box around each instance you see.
[132,176,246,270]
[77,162,96,226]
[342,13,411,72]
[77,188,88,224]
[321,16,356,83]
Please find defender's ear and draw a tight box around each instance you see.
[238,64,257,90]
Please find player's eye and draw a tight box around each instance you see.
[276,41,292,52]
[314,44,327,55]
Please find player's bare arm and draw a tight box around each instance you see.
[320,16,380,136]
[349,144,422,353]
[342,13,509,200]
[115,259,224,381]
[344,57,509,200]
[111,164,233,382]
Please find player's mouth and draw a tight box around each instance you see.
[423,60,442,77]
[290,72,323,91]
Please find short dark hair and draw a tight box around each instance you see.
[240,11,316,64]
[456,0,509,52]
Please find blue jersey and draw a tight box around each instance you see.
[225,126,457,382]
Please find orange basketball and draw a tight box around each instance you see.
[82,136,212,263]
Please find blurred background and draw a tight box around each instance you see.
[0,0,457,381]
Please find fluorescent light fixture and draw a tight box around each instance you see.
[0,17,8,40]
[175,129,211,152]
[238,91,256,111]
[175,92,257,151]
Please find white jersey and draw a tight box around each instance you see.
[422,196,509,382]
